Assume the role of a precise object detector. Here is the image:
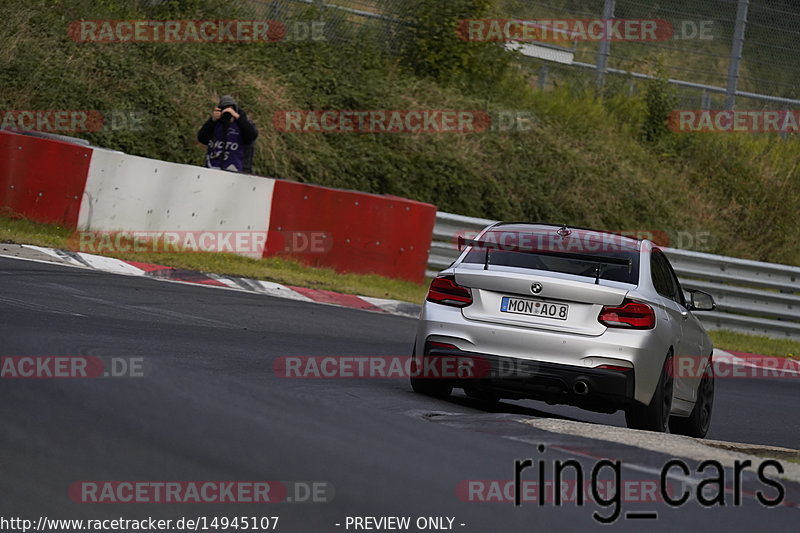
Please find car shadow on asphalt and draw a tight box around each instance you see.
[445,392,584,423]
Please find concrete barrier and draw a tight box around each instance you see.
[78,149,275,258]
[0,131,92,226]
[265,180,436,283]
[0,131,437,281]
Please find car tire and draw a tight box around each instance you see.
[409,344,452,399]
[410,375,453,399]
[464,386,500,404]
[625,352,674,432]
[669,361,714,438]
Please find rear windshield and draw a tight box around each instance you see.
[462,231,640,284]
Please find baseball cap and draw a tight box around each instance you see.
[218,95,237,108]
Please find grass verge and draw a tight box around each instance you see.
[0,215,429,304]
[709,330,800,359]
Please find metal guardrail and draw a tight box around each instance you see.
[427,212,800,340]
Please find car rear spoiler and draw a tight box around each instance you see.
[456,236,632,285]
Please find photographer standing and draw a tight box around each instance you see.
[197,95,258,173]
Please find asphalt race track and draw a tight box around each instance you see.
[1,257,798,532]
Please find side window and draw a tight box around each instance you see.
[650,252,671,298]
[661,253,687,307]
[652,250,684,306]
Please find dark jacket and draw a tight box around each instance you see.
[197,109,258,173]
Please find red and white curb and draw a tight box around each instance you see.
[712,348,800,377]
[10,245,422,318]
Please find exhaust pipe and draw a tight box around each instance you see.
[573,381,589,396]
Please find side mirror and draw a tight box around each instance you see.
[687,289,716,312]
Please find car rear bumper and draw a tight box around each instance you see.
[420,343,636,411]
[416,302,673,405]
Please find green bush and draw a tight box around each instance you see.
[641,67,678,143]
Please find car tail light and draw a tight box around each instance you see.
[426,276,473,307]
[598,300,655,329]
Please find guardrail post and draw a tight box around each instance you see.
[779,107,789,140]
[701,90,711,110]
[538,66,549,90]
[595,0,616,88]
[725,0,749,110]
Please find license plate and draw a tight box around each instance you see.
[500,296,568,320]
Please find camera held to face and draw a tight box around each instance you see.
[221,106,237,121]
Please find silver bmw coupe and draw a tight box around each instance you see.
[411,222,716,437]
